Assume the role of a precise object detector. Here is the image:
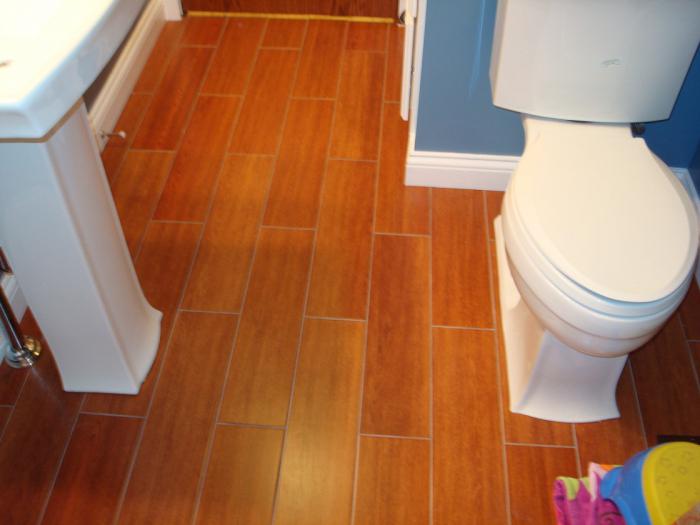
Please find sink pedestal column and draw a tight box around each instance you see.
[0,102,161,393]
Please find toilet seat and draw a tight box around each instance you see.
[508,117,698,316]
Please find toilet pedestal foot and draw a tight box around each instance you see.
[494,216,626,423]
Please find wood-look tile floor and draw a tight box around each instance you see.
[1,17,699,525]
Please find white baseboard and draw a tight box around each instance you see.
[90,0,166,149]
[163,0,182,20]
[405,133,519,190]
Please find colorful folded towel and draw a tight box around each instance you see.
[553,463,624,525]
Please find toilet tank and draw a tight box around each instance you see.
[490,0,700,123]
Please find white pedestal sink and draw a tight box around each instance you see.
[0,0,161,393]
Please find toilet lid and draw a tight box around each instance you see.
[511,121,698,303]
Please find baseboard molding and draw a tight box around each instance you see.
[405,138,700,287]
[405,134,519,191]
[163,0,182,20]
[90,0,166,149]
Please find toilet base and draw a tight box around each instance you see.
[494,216,627,423]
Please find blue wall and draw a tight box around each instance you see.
[690,144,700,189]
[415,0,700,169]
[415,0,523,155]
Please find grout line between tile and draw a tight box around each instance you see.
[113,22,228,525]
[179,307,240,316]
[79,411,146,420]
[35,394,86,525]
[571,424,583,478]
[188,19,271,525]
[189,315,241,525]
[0,372,29,446]
[483,191,512,525]
[130,48,219,261]
[428,185,435,525]
[337,19,376,525]
[105,96,154,189]
[150,219,205,225]
[360,433,431,441]
[431,324,496,332]
[268,21,314,525]
[504,442,577,449]
[111,308,183,525]
[216,421,286,431]
[108,25,186,188]
[678,321,700,392]
[628,359,650,450]
[304,315,365,323]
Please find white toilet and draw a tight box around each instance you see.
[490,0,700,422]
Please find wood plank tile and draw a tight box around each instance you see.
[507,445,578,525]
[132,46,213,150]
[490,242,574,445]
[306,161,374,318]
[0,312,42,405]
[275,320,364,525]
[433,328,507,525]
[262,19,307,48]
[0,364,27,406]
[183,155,274,312]
[263,98,335,227]
[181,16,225,46]
[111,150,174,257]
[293,20,346,98]
[219,229,314,426]
[134,22,185,93]
[0,352,82,525]
[679,279,700,341]
[485,190,504,242]
[41,415,142,525]
[375,103,430,234]
[433,189,492,328]
[153,95,240,221]
[83,222,202,416]
[195,426,283,525]
[354,437,430,525]
[101,92,152,184]
[118,312,237,525]
[229,49,299,154]
[330,51,384,161]
[201,18,265,95]
[575,364,646,467]
[385,24,403,102]
[692,342,700,382]
[630,314,700,445]
[0,406,10,435]
[346,22,388,51]
[362,235,430,437]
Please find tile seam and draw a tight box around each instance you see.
[268,20,314,525]
[483,190,512,525]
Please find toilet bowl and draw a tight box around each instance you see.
[494,116,698,423]
[488,0,700,423]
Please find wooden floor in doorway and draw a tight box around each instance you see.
[182,0,397,19]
